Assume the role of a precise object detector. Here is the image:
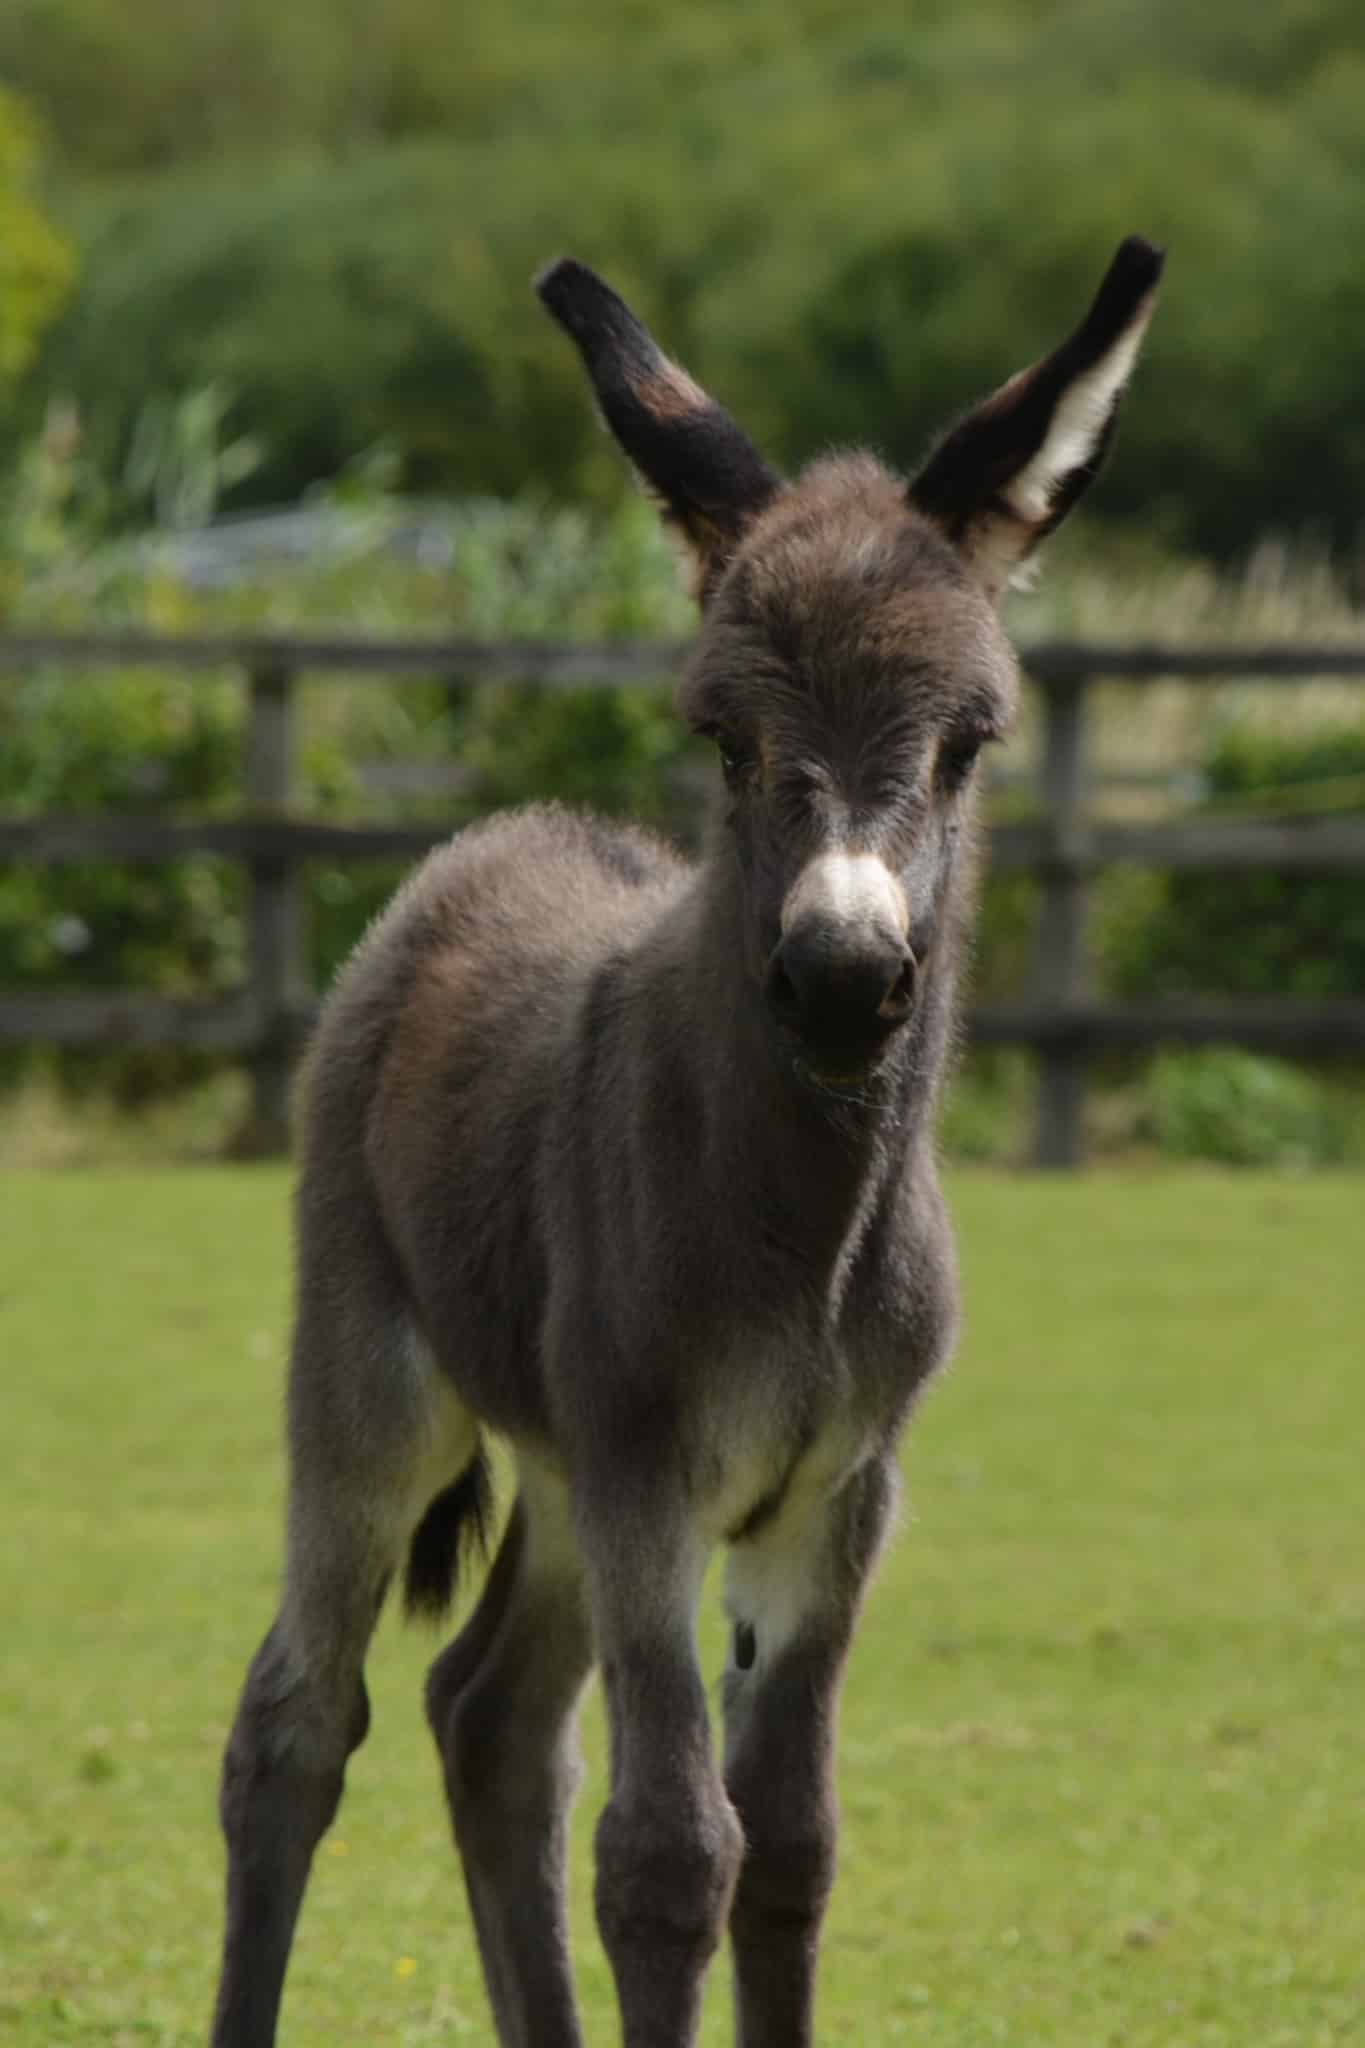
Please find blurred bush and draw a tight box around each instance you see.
[5,379,1365,1158]
[1102,723,1365,1001]
[1143,1047,1345,1167]
[0,665,245,1100]
[937,1050,1033,1166]
[8,5,1365,561]
[0,484,701,1100]
[0,85,72,392]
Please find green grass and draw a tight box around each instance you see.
[2,1169,1361,2046]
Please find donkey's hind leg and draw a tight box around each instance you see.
[426,1460,594,2048]
[211,1298,479,2048]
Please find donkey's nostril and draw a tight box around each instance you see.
[879,948,917,1020]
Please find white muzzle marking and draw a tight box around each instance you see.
[781,852,909,941]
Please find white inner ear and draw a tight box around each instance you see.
[1004,299,1155,524]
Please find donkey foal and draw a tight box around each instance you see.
[211,236,1163,2047]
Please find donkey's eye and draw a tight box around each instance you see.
[695,721,758,792]
[937,733,984,792]
[716,738,756,790]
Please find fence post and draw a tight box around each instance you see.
[1030,672,1092,1168]
[241,661,305,1155]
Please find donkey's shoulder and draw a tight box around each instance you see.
[397,801,687,948]
[509,801,686,895]
[332,803,686,1041]
[422,799,680,895]
[309,803,685,1084]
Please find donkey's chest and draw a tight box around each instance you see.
[695,1342,880,1547]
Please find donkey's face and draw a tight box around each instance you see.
[539,239,1162,1078]
[680,458,1016,1076]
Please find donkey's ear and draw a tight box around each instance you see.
[909,236,1165,598]
[537,258,781,601]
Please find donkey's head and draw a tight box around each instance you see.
[539,240,1162,1083]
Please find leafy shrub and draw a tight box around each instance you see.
[0,488,701,1099]
[0,664,247,1099]
[938,1050,1032,1165]
[1144,1048,1343,1166]
[0,668,245,985]
[0,85,72,391]
[1102,723,1365,1001]
[17,7,1365,560]
[969,870,1041,1004]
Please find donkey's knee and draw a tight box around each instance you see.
[212,1624,373,2048]
[220,1621,370,1854]
[730,1814,836,1943]
[594,1783,744,1971]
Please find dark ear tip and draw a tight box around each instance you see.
[1110,234,1167,296]
[533,255,589,304]
[534,256,608,329]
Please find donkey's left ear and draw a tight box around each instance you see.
[909,236,1165,598]
[537,258,782,602]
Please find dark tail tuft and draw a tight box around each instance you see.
[403,1451,495,1624]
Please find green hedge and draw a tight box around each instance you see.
[5,477,1364,1159]
[1102,724,1365,1002]
[13,3,1365,559]
[8,646,1363,1043]
[0,495,698,1095]
[1144,1048,1349,1167]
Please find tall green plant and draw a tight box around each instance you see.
[0,85,72,387]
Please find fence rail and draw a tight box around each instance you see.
[4,628,1364,1162]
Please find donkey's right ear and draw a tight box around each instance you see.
[908,236,1165,599]
[537,259,781,601]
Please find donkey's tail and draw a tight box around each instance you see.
[403,1449,496,1623]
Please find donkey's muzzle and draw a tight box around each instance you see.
[766,919,917,1069]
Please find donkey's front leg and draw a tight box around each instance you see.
[580,1475,744,2048]
[722,1454,898,2048]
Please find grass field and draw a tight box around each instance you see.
[2,1168,1361,2046]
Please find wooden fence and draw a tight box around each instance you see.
[3,628,1365,1165]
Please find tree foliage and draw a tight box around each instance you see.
[8,4,1365,556]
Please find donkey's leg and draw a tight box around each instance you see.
[722,1454,898,2048]
[425,1461,594,2048]
[211,1530,387,2048]
[580,1479,744,2048]
[212,1301,476,2048]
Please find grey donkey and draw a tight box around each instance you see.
[211,235,1164,2047]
